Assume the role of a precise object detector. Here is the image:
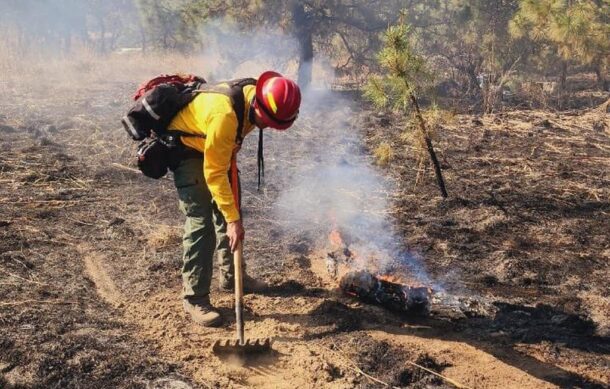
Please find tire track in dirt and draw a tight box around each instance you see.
[122,289,325,388]
[79,244,124,308]
[368,330,554,389]
[77,243,311,388]
[77,243,604,388]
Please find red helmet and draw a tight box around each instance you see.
[253,71,301,130]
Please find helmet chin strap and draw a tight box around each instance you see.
[257,127,264,191]
[250,99,265,190]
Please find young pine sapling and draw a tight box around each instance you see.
[365,20,448,198]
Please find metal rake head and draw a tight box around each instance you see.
[212,338,273,355]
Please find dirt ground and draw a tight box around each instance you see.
[1,66,609,388]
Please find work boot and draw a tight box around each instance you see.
[219,274,268,293]
[183,296,223,327]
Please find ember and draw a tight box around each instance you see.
[329,229,344,248]
[340,270,432,315]
[325,228,354,278]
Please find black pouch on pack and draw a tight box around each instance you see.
[136,138,170,179]
[136,133,203,179]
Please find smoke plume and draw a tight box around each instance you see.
[197,20,298,81]
[273,89,433,284]
[197,23,433,284]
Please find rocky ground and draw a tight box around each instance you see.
[0,60,609,388]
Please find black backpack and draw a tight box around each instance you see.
[122,76,261,180]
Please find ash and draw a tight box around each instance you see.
[339,270,496,320]
[430,291,496,320]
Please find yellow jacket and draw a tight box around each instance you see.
[169,83,256,222]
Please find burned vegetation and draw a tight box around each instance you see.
[1,1,610,388]
[1,67,609,388]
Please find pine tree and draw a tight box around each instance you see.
[510,0,609,89]
[136,0,208,51]
[202,0,404,88]
[365,19,448,198]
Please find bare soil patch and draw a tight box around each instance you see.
[1,75,608,388]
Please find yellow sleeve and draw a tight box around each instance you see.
[203,112,240,222]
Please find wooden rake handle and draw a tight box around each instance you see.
[230,157,245,344]
[234,241,245,344]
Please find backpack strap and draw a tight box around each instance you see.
[225,78,265,190]
[228,78,257,146]
[257,128,264,190]
[196,78,256,146]
[223,78,266,191]
[191,78,266,190]
[165,129,205,139]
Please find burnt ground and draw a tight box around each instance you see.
[0,67,609,389]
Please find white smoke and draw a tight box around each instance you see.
[197,20,299,81]
[172,21,433,285]
[273,88,433,284]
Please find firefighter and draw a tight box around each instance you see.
[168,71,301,327]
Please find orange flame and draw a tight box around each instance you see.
[329,229,344,248]
[326,215,421,287]
[377,273,429,289]
[377,274,403,284]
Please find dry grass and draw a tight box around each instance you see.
[0,44,209,91]
[2,54,610,387]
[146,225,182,250]
[374,142,394,166]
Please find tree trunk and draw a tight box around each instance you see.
[594,62,608,91]
[139,20,147,53]
[409,93,448,198]
[467,68,481,94]
[98,16,106,54]
[61,23,74,55]
[559,61,568,90]
[17,25,27,55]
[292,2,313,89]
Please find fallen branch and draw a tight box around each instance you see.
[0,200,85,205]
[2,253,30,270]
[320,343,399,388]
[406,361,471,389]
[0,299,77,306]
[111,163,172,181]
[320,342,471,389]
[0,270,48,286]
[111,162,141,174]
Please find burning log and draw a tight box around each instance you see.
[340,270,431,315]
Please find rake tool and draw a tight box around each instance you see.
[212,158,273,355]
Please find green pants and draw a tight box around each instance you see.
[173,157,236,298]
